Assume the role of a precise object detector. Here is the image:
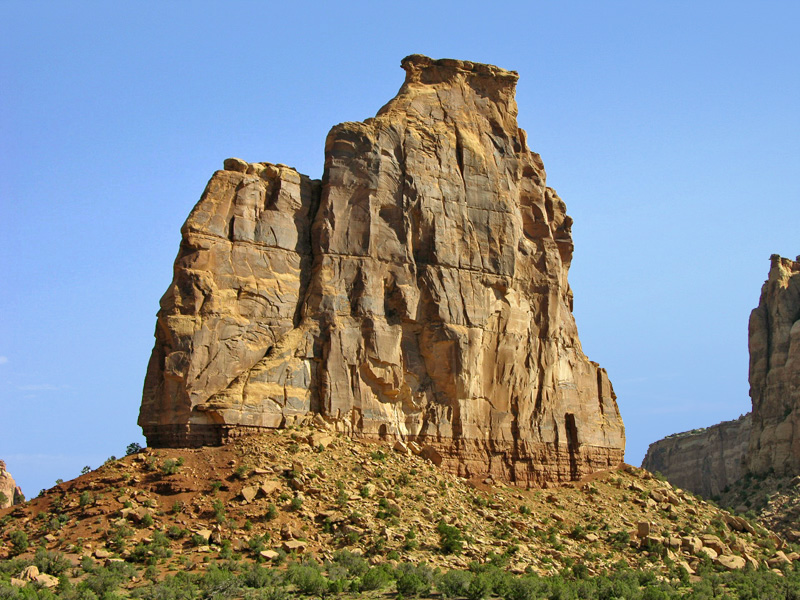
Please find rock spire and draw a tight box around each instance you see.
[139,55,625,486]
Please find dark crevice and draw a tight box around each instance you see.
[565,413,579,480]
[455,132,466,186]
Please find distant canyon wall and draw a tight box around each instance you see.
[643,255,800,495]
[641,415,751,498]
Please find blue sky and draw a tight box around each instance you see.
[2,1,798,497]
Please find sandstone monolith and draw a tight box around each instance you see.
[139,55,625,486]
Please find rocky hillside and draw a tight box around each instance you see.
[139,55,624,487]
[2,423,797,595]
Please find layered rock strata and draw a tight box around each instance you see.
[641,415,751,498]
[140,55,626,486]
[642,255,800,495]
[0,460,23,508]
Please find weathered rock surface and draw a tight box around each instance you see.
[747,255,800,476]
[641,415,751,498]
[0,460,23,508]
[139,55,625,486]
[643,255,800,495]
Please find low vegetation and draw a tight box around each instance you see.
[1,427,799,598]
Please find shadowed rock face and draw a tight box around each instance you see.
[642,255,800,495]
[139,55,625,486]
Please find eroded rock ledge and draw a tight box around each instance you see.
[139,55,625,486]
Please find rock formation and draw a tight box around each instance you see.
[747,255,800,476]
[140,55,625,486]
[641,415,751,498]
[643,255,800,495]
[0,460,23,508]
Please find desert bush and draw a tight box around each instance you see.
[9,529,28,555]
[33,548,71,577]
[437,520,463,555]
[287,563,328,596]
[332,549,369,577]
[438,569,473,598]
[358,565,393,591]
[395,563,436,598]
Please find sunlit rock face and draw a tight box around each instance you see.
[643,255,800,494]
[0,460,23,508]
[641,416,751,498]
[139,55,626,486]
[747,255,800,477]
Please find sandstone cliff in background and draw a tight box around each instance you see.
[643,255,800,496]
[747,255,800,476]
[641,415,751,498]
[0,460,23,508]
[139,55,625,486]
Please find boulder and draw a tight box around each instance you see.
[281,540,307,553]
[716,554,746,570]
[240,485,259,503]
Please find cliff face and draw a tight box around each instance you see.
[139,55,625,486]
[642,255,800,495]
[641,415,751,498]
[747,255,800,476]
[0,460,23,508]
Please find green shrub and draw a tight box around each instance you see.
[332,549,369,577]
[359,565,393,591]
[437,520,463,555]
[126,442,143,456]
[438,569,473,598]
[505,575,548,600]
[161,459,180,475]
[33,548,71,576]
[395,563,435,598]
[241,564,280,589]
[287,564,328,596]
[466,572,493,600]
[396,572,430,598]
[9,530,28,555]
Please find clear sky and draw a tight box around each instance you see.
[2,1,797,497]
